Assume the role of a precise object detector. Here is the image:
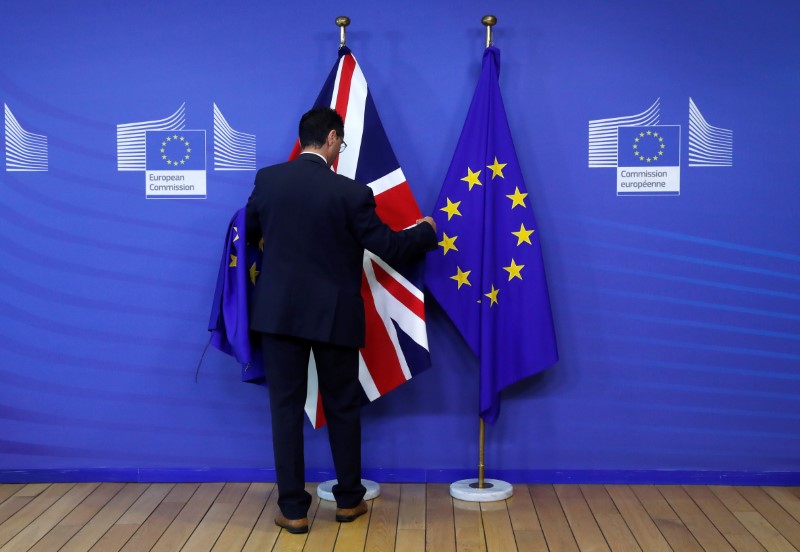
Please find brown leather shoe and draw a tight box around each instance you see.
[336,500,368,522]
[274,513,309,534]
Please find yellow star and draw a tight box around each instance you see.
[162,141,167,147]
[166,136,172,142]
[647,130,652,135]
[460,167,482,191]
[249,262,260,285]
[486,157,507,179]
[506,187,528,209]
[639,132,645,137]
[185,141,191,148]
[179,136,185,141]
[229,254,237,268]
[440,198,462,220]
[450,266,472,289]
[232,227,240,242]
[259,237,264,252]
[511,223,534,245]
[173,134,178,139]
[161,155,166,160]
[438,233,459,255]
[503,259,525,281]
[485,284,499,307]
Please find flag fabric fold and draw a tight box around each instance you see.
[208,207,264,383]
[425,46,558,424]
[293,46,432,428]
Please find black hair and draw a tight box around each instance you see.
[298,107,345,148]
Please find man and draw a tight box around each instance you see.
[246,107,437,533]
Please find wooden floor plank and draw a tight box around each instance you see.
[657,485,734,551]
[0,486,25,505]
[0,485,55,529]
[529,484,578,551]
[453,498,485,552]
[426,484,456,552]
[605,485,671,552]
[764,487,800,524]
[507,485,547,552]
[28,482,125,552]
[148,482,223,552]
[59,483,149,552]
[482,499,518,552]
[395,484,426,552]
[554,484,610,552]
[630,485,702,552]
[333,496,371,552]
[579,485,641,552]
[734,511,797,552]
[0,482,98,552]
[736,486,800,549]
[211,482,274,552]
[241,482,282,552]
[365,483,400,552]
[304,495,339,552]
[682,485,766,552]
[88,483,174,552]
[118,483,199,552]
[181,482,249,552]
[710,486,757,513]
[0,482,74,547]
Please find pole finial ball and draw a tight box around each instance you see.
[482,15,497,27]
[336,16,351,27]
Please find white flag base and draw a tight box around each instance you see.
[316,479,381,502]
[450,479,513,502]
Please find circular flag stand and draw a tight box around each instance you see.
[317,479,381,502]
[450,478,513,502]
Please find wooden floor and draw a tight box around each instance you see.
[1,483,799,551]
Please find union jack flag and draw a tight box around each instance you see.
[292,47,431,428]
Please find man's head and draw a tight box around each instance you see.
[299,108,346,165]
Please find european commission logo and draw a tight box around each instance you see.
[617,125,680,196]
[116,103,256,199]
[588,98,732,196]
[145,130,206,199]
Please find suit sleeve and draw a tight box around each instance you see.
[348,185,437,264]
[245,171,263,245]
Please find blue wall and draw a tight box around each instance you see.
[1,0,799,483]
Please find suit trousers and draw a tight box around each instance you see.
[260,333,366,519]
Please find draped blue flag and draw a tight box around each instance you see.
[425,46,558,424]
[208,208,264,382]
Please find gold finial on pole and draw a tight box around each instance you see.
[336,16,351,49]
[482,15,497,48]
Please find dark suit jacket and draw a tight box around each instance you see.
[245,153,436,348]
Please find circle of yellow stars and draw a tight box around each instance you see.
[440,156,536,308]
[161,135,192,166]
[631,130,666,163]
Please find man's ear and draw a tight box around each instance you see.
[326,129,337,146]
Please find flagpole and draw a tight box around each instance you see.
[450,16,514,503]
[317,14,382,505]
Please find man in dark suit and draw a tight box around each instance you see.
[246,107,437,533]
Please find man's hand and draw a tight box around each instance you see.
[416,216,436,233]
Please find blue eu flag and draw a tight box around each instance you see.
[425,46,558,424]
[208,208,264,383]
